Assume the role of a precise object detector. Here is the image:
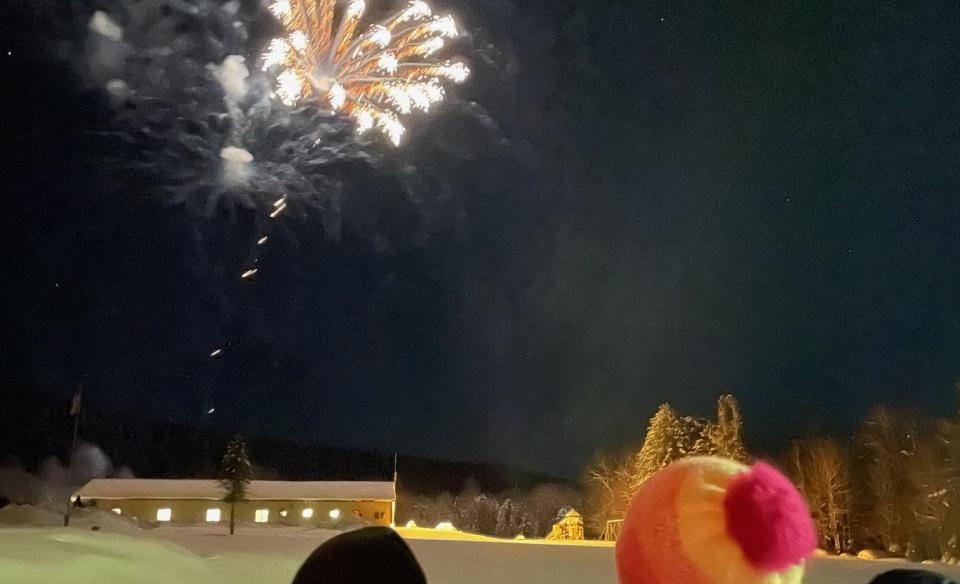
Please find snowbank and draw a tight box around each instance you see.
[0,504,145,535]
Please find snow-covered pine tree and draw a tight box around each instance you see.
[631,404,683,491]
[219,434,253,535]
[708,394,750,462]
[679,415,714,457]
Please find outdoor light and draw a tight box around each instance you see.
[329,508,341,519]
[302,508,314,519]
[280,510,288,517]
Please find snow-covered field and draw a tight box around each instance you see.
[2,507,960,584]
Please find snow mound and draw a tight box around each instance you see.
[0,505,64,527]
[0,505,145,535]
[0,528,216,584]
[857,549,897,560]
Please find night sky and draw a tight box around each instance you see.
[2,1,960,478]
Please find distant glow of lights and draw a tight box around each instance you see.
[261,0,470,145]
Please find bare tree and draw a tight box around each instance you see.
[584,452,632,533]
[785,437,851,553]
[909,432,952,559]
[859,405,917,553]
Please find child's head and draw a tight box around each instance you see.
[616,456,816,584]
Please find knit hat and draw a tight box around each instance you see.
[616,456,817,584]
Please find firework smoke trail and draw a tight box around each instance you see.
[70,0,502,385]
[81,0,485,223]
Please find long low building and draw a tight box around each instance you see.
[73,479,396,527]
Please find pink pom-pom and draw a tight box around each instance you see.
[724,461,817,571]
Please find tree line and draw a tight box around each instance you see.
[582,394,749,535]
[581,393,960,562]
[397,479,582,538]
[784,403,960,560]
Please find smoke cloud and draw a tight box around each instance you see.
[0,443,134,507]
[62,0,507,248]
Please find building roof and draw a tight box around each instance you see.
[74,479,396,502]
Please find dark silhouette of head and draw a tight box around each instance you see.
[292,527,426,584]
[870,570,957,584]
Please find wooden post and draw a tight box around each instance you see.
[64,384,83,527]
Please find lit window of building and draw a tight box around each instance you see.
[302,508,314,519]
[255,509,270,523]
[156,508,172,522]
[111,508,122,515]
[329,508,341,519]
[280,510,288,518]
[206,508,221,522]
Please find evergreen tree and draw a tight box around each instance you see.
[219,434,253,535]
[708,394,750,462]
[678,415,713,457]
[631,404,683,490]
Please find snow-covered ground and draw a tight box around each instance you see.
[2,507,960,584]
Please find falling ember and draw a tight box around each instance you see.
[261,0,470,145]
[269,202,288,218]
[241,268,259,279]
[210,348,223,357]
[257,235,269,245]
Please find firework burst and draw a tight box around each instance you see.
[262,0,470,145]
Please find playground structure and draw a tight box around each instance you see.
[546,509,585,541]
[600,519,622,542]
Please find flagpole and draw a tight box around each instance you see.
[64,383,83,527]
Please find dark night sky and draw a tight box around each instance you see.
[2,1,960,478]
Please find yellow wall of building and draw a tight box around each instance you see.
[86,498,393,527]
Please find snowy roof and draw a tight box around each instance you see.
[74,479,396,502]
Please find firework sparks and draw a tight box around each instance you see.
[262,0,470,145]
[257,235,269,245]
[241,268,259,279]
